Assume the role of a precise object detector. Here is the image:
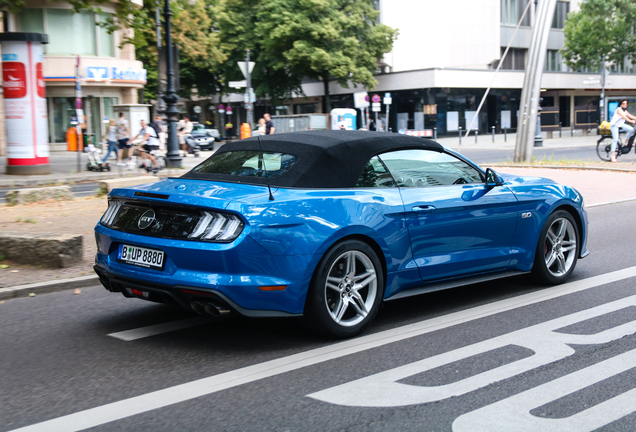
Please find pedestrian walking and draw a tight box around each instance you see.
[178,115,193,156]
[101,118,118,164]
[610,99,636,162]
[116,112,131,166]
[264,113,275,134]
[257,118,266,135]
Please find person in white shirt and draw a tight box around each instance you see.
[610,99,636,162]
[130,119,161,171]
[178,115,194,155]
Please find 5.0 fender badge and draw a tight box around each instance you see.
[521,212,532,218]
[138,210,156,229]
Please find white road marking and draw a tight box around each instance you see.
[308,295,636,407]
[107,316,212,341]
[9,266,636,432]
[452,349,636,432]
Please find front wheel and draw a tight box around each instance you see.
[304,240,384,338]
[532,210,579,285]
[596,136,612,162]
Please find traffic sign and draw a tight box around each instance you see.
[354,92,369,108]
[237,62,255,79]
[229,80,247,88]
[218,104,225,114]
[226,106,233,115]
[372,102,381,112]
[372,94,381,103]
[383,97,392,105]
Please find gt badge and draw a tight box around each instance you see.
[138,210,156,229]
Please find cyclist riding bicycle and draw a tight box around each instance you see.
[610,99,636,162]
[130,119,161,172]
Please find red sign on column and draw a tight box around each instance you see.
[3,62,27,99]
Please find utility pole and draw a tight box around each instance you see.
[600,54,606,122]
[162,0,181,167]
[514,0,558,163]
[245,49,253,127]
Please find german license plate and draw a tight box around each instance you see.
[117,244,165,270]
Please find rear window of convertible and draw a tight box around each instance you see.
[190,151,298,178]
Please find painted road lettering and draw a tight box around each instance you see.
[308,295,636,408]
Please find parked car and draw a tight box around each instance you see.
[190,123,215,150]
[94,131,589,338]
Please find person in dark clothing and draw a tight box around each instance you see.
[264,113,275,134]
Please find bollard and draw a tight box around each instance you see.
[559,122,562,138]
[459,127,462,145]
[504,127,507,142]
[434,127,437,140]
[475,130,478,143]
[571,124,574,137]
[492,126,495,143]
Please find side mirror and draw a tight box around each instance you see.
[485,168,503,188]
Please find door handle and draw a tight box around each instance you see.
[412,205,436,213]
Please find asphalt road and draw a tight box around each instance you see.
[1,200,635,431]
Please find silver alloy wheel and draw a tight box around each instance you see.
[324,250,378,327]
[543,216,577,278]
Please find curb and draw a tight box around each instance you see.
[488,164,636,173]
[0,274,100,301]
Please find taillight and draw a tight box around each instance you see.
[188,211,244,242]
[101,200,122,227]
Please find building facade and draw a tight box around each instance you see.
[211,0,635,136]
[0,0,145,155]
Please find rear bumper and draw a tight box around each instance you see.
[93,266,301,317]
[94,224,316,314]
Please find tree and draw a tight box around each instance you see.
[562,0,636,70]
[255,0,397,112]
[132,0,225,101]
[216,0,304,106]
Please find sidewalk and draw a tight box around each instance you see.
[0,149,207,188]
[0,132,607,188]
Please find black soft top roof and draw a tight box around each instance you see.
[182,130,444,188]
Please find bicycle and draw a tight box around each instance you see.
[118,141,166,174]
[596,129,635,162]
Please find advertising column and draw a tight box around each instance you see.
[0,33,50,175]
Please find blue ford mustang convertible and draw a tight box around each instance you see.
[94,131,589,337]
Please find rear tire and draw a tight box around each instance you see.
[596,136,612,162]
[532,210,579,285]
[304,240,384,338]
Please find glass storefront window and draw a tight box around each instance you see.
[46,9,96,55]
[98,13,114,57]
[51,97,76,143]
[18,8,44,33]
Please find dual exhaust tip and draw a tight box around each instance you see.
[190,300,230,317]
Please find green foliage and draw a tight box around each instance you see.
[562,0,636,70]
[254,0,397,110]
[133,0,226,101]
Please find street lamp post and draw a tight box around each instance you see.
[155,0,165,116]
[162,0,181,168]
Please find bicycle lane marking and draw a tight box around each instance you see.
[9,266,636,432]
[452,349,636,432]
[308,294,636,406]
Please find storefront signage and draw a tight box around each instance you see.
[86,66,108,81]
[111,67,147,82]
[84,66,147,83]
[0,32,50,174]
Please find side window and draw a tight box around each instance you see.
[378,150,483,187]
[356,156,397,188]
